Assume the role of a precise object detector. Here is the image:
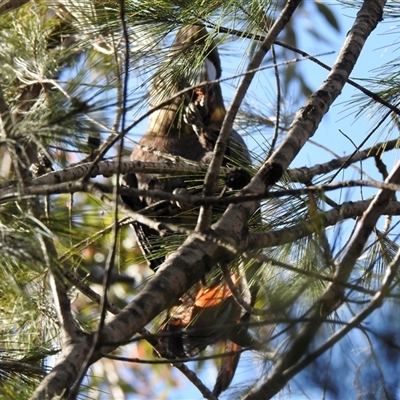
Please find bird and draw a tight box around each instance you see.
[122,24,251,269]
[122,24,255,396]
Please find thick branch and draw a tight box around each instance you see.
[244,1,387,398]
[197,0,302,229]
[0,160,211,190]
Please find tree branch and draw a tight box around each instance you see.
[277,247,400,390]
[246,199,400,249]
[197,0,302,229]
[244,1,388,398]
[0,160,212,190]
[5,175,400,209]
[287,138,400,183]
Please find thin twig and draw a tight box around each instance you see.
[208,24,400,118]
[69,2,132,393]
[279,247,400,389]
[101,348,246,364]
[267,44,281,159]
[287,138,399,183]
[6,177,400,207]
[197,0,302,230]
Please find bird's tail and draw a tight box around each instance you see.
[213,340,242,397]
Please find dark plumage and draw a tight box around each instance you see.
[122,24,254,396]
[122,24,250,268]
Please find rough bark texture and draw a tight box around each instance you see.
[244,1,388,398]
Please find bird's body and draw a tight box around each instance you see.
[122,24,255,396]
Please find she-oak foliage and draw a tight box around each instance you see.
[1,0,400,399]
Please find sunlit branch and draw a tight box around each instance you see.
[244,1,388,398]
[197,0,302,230]
[246,199,400,249]
[208,24,400,118]
[287,138,400,184]
[280,247,400,388]
[0,159,212,190]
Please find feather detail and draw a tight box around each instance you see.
[121,24,255,396]
[213,341,242,397]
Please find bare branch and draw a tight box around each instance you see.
[246,199,400,249]
[0,160,211,190]
[287,138,399,183]
[197,0,302,229]
[279,247,400,388]
[244,1,388,398]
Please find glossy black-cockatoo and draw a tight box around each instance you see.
[122,24,255,396]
